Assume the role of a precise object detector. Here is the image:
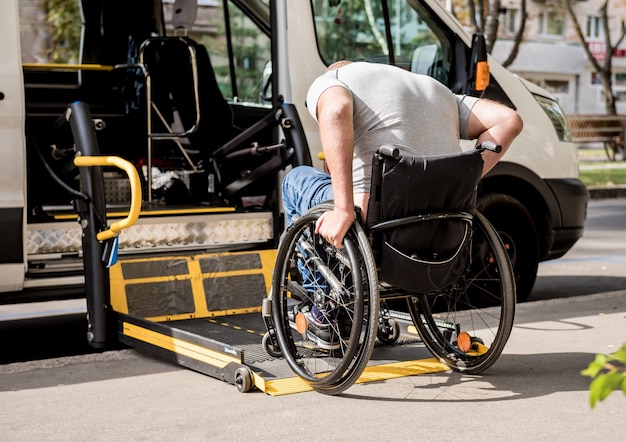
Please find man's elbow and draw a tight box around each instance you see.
[507,109,524,139]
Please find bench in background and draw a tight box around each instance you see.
[567,114,626,161]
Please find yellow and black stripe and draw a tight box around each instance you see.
[110,249,277,321]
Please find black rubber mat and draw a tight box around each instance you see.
[166,313,422,365]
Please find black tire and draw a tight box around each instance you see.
[234,367,254,393]
[271,203,379,395]
[408,212,515,374]
[477,193,539,302]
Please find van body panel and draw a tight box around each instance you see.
[285,2,326,169]
[544,177,589,259]
[483,161,587,259]
[0,0,26,292]
[485,61,580,179]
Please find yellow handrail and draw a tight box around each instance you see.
[73,156,142,241]
[22,63,114,72]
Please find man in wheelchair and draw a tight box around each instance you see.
[281,60,523,350]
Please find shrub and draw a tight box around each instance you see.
[581,342,626,408]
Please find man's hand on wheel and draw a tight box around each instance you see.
[315,208,353,249]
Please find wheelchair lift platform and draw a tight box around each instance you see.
[110,249,449,396]
[118,311,449,396]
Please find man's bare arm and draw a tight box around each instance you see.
[314,85,355,248]
[468,99,524,176]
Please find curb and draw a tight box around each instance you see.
[587,185,626,199]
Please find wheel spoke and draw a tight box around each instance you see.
[410,212,515,373]
[271,205,379,394]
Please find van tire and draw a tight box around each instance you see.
[477,193,539,302]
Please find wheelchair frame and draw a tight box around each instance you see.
[263,145,516,395]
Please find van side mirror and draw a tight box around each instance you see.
[468,33,489,95]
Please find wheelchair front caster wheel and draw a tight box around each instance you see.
[234,367,254,393]
[262,331,282,358]
[377,318,401,345]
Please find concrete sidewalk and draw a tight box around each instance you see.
[1,290,625,441]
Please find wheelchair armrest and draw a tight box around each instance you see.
[377,144,400,158]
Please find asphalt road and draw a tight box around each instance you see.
[530,197,626,301]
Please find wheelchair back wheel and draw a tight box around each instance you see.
[271,204,379,395]
[408,211,515,374]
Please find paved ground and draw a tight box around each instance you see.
[1,168,624,441]
[1,289,625,441]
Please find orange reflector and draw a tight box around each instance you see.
[295,312,308,334]
[457,331,472,353]
[475,61,490,91]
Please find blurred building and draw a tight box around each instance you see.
[485,0,626,114]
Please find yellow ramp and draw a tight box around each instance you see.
[261,358,449,396]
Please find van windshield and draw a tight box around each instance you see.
[311,0,452,86]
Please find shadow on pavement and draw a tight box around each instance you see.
[530,275,626,302]
[340,351,595,403]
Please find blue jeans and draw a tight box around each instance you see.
[282,166,334,226]
[281,166,335,299]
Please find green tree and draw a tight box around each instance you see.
[451,0,528,68]
[316,0,425,64]
[38,0,81,63]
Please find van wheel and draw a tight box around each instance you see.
[477,193,539,302]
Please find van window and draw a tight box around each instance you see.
[19,0,81,64]
[194,2,271,104]
[311,0,451,85]
[18,0,271,104]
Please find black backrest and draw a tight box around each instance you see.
[367,149,483,226]
[366,149,484,293]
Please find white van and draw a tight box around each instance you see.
[1,0,586,315]
[282,1,588,302]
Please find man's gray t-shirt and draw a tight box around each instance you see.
[306,62,479,193]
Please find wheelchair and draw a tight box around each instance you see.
[263,142,516,395]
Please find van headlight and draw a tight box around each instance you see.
[533,94,573,142]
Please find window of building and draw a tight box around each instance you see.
[591,72,602,85]
[500,8,519,35]
[543,79,570,94]
[538,11,564,37]
[615,73,626,86]
[586,16,603,39]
